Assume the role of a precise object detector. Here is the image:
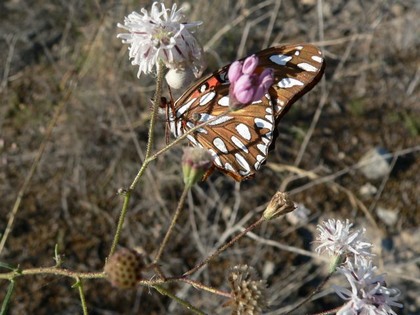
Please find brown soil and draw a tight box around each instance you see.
[0,0,419,314]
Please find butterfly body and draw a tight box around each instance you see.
[168,44,325,181]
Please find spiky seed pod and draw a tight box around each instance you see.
[228,265,267,315]
[104,248,145,289]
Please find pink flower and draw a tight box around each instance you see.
[228,55,274,110]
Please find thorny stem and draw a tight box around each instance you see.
[183,217,265,277]
[154,184,190,264]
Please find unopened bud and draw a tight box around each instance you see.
[182,147,213,187]
[263,192,296,220]
[165,68,196,91]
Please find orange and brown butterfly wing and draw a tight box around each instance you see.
[170,44,325,181]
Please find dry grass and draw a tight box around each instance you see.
[0,0,419,314]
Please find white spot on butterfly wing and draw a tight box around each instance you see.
[254,155,265,170]
[295,46,303,50]
[297,62,318,72]
[235,153,251,174]
[200,91,216,106]
[265,114,274,123]
[312,55,323,63]
[209,116,234,126]
[270,54,292,66]
[213,137,228,153]
[263,132,273,143]
[197,114,233,126]
[208,149,222,167]
[199,84,207,93]
[218,96,230,106]
[257,143,268,155]
[169,120,183,137]
[176,98,196,117]
[187,135,198,146]
[255,118,273,130]
[235,123,251,140]
[231,136,249,153]
[278,78,304,88]
[224,163,236,173]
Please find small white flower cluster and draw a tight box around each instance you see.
[315,219,373,259]
[117,2,205,78]
[315,219,402,315]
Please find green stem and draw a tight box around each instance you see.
[153,285,206,315]
[154,184,190,263]
[183,217,265,277]
[0,280,14,315]
[74,278,89,315]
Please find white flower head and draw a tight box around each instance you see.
[315,219,373,259]
[117,2,205,78]
[334,259,403,315]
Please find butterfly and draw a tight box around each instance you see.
[167,44,325,181]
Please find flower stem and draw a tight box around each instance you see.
[108,61,165,259]
[183,217,265,277]
[74,278,89,315]
[0,267,105,280]
[154,184,190,264]
[108,189,131,258]
[130,61,165,190]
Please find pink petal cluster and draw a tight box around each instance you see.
[228,55,274,109]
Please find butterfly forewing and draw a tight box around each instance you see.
[170,44,325,181]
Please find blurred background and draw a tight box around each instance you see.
[0,0,419,314]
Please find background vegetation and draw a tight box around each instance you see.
[0,0,419,314]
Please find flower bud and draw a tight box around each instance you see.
[104,248,145,289]
[165,68,196,91]
[182,147,213,187]
[263,192,296,220]
[227,55,274,111]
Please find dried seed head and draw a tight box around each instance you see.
[228,265,267,315]
[263,191,296,221]
[104,248,145,289]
